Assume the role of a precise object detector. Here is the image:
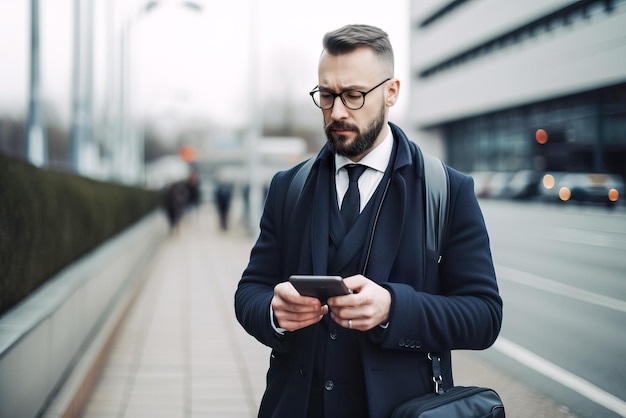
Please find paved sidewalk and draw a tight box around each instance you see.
[80,205,268,418]
[80,204,576,418]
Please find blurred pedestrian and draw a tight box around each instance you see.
[162,180,188,232]
[185,168,202,213]
[234,24,502,417]
[214,181,233,231]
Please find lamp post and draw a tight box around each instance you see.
[246,0,262,235]
[102,0,115,178]
[114,0,203,184]
[26,0,45,167]
[70,0,95,175]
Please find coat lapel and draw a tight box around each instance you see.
[365,123,424,284]
[310,156,332,275]
[363,175,406,283]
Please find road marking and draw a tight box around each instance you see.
[493,337,626,417]
[495,264,626,313]
[543,227,626,250]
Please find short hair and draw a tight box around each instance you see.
[322,24,394,72]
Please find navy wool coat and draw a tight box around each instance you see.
[234,123,503,418]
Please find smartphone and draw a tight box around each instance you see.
[289,275,351,302]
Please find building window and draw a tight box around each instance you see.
[443,85,626,177]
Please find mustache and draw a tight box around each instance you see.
[325,121,358,132]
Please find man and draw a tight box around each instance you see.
[234,24,502,418]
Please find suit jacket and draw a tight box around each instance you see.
[234,123,503,418]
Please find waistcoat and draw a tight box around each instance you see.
[308,153,395,418]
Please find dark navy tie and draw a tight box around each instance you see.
[341,164,367,229]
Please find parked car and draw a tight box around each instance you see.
[504,170,542,199]
[482,171,516,198]
[469,171,495,198]
[559,173,624,207]
[538,172,568,202]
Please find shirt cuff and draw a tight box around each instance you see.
[270,305,287,335]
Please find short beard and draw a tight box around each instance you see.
[325,110,385,158]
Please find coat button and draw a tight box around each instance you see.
[398,338,406,347]
[330,329,338,340]
[324,380,335,391]
[299,367,307,376]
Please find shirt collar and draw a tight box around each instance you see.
[335,123,393,174]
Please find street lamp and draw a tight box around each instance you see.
[27,0,45,167]
[246,0,262,235]
[114,0,203,184]
[70,0,95,176]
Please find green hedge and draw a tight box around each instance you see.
[0,154,161,316]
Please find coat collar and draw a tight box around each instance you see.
[307,122,423,282]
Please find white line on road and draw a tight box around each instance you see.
[495,264,626,313]
[493,337,626,417]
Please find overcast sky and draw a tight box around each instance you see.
[129,0,410,126]
[0,0,410,128]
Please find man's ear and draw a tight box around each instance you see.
[385,78,400,107]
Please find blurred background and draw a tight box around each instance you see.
[1,1,626,417]
[1,0,625,213]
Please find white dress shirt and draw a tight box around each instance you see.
[335,125,394,212]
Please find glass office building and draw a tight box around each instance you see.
[410,0,626,179]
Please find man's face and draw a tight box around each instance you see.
[317,47,398,161]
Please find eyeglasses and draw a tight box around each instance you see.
[309,78,391,110]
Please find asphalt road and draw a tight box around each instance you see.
[476,199,626,418]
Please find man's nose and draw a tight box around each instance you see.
[330,95,349,119]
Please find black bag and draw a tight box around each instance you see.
[391,354,505,418]
[391,386,504,418]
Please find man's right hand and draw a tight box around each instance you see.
[272,282,328,332]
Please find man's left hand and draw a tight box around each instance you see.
[327,274,391,331]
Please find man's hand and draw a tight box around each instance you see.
[327,275,391,331]
[272,281,328,332]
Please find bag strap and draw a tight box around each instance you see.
[421,151,451,395]
[421,152,450,261]
[285,157,315,219]
[428,353,446,394]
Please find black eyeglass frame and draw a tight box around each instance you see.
[309,78,391,110]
